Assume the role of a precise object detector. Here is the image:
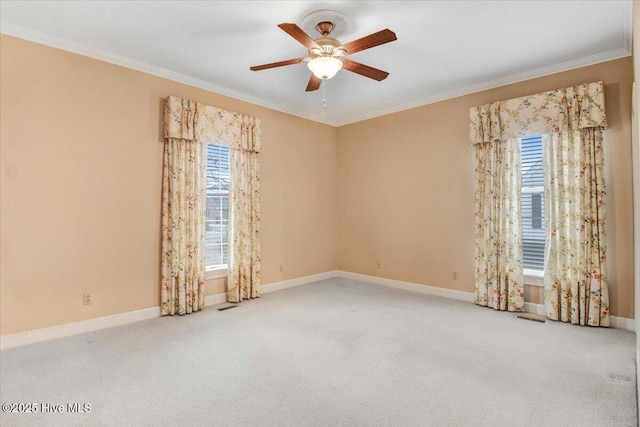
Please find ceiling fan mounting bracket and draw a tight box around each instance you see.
[301,9,349,38]
[316,22,334,37]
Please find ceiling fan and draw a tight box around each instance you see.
[250,11,397,92]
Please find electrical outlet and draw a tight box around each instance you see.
[83,293,92,305]
[452,272,458,280]
[279,265,283,273]
[377,261,382,269]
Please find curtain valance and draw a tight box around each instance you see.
[164,96,261,153]
[469,81,607,145]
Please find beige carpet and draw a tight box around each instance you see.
[1,278,636,426]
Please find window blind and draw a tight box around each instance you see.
[521,135,545,270]
[205,144,230,269]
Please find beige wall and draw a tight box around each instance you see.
[338,57,634,318]
[632,3,639,411]
[1,33,635,336]
[632,1,639,418]
[0,35,338,335]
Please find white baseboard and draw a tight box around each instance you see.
[0,270,339,350]
[1,269,634,349]
[524,302,547,316]
[204,293,227,306]
[336,271,475,303]
[261,270,338,294]
[337,271,635,332]
[0,306,161,350]
[205,270,338,305]
[521,300,634,331]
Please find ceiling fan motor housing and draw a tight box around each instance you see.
[310,37,346,58]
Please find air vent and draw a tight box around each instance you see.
[217,305,238,312]
[515,313,546,323]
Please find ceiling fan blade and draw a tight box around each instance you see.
[250,58,306,71]
[306,74,322,92]
[278,23,321,50]
[343,60,389,81]
[339,29,397,55]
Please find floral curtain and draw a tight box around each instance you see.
[162,96,262,313]
[474,138,524,311]
[470,81,609,325]
[161,98,206,315]
[543,130,609,326]
[228,117,261,302]
[470,82,607,143]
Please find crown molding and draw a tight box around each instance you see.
[622,0,633,54]
[1,10,632,129]
[336,0,633,126]
[0,22,341,127]
[335,47,632,126]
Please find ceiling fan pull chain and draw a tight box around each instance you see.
[322,80,327,109]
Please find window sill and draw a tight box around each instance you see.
[524,268,544,287]
[206,267,228,280]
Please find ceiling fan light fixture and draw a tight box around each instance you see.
[307,57,343,80]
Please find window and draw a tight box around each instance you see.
[521,135,545,272]
[206,144,230,271]
[530,194,542,229]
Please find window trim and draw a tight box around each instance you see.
[524,268,544,287]
[206,267,228,280]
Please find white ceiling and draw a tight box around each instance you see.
[0,1,632,126]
